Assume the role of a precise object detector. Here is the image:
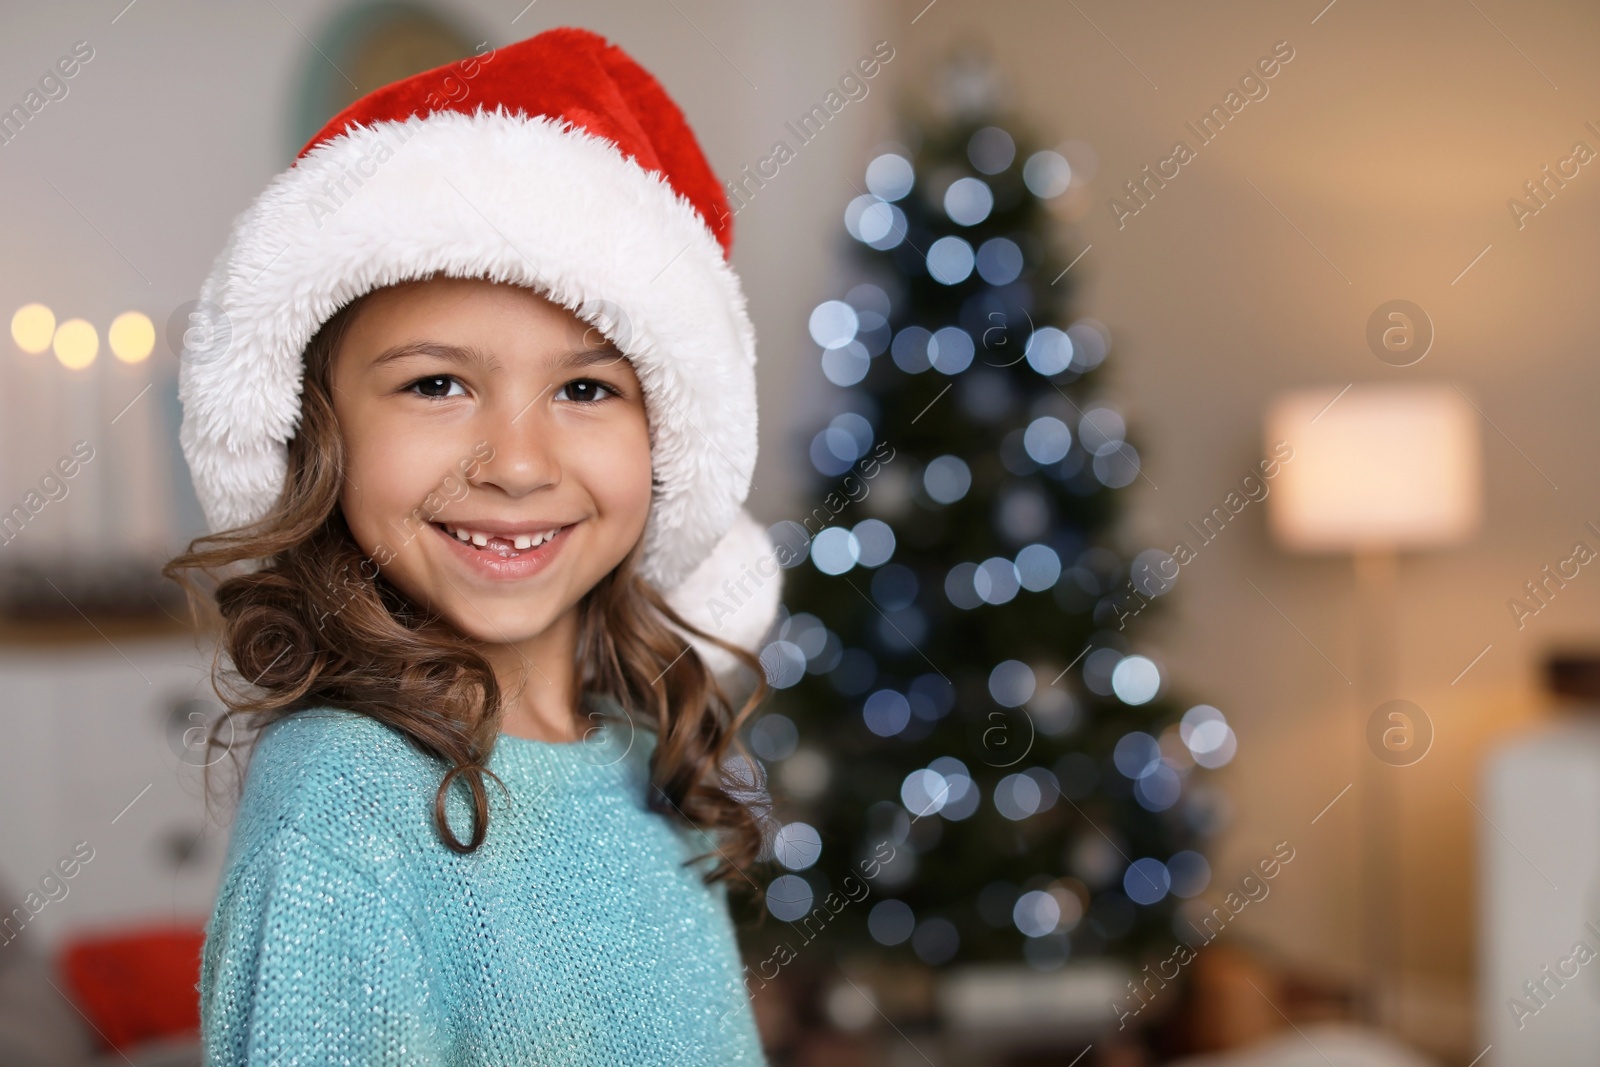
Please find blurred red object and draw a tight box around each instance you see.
[58,924,205,1051]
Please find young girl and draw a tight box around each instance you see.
[167,27,784,1065]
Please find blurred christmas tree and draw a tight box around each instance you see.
[740,51,1232,983]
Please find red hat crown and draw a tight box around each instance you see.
[300,26,734,259]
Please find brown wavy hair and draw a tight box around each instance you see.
[163,291,773,895]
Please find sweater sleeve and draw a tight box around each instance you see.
[200,825,452,1067]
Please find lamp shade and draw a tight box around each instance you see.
[1264,383,1482,552]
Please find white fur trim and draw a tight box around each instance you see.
[178,108,757,594]
[662,508,784,678]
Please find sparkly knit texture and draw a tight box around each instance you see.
[200,703,767,1066]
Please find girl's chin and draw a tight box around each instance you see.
[434,604,560,642]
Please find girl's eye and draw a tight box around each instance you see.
[408,375,466,400]
[555,379,617,404]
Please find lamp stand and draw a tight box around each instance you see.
[1354,547,1400,1031]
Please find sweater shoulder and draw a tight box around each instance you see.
[225,707,446,873]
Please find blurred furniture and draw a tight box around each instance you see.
[1175,943,1357,1055]
[935,959,1130,1057]
[0,899,202,1067]
[1263,384,1483,1026]
[0,923,98,1067]
[0,625,225,945]
[61,925,205,1055]
[1166,1022,1436,1067]
[1479,657,1600,1065]
[0,622,220,1065]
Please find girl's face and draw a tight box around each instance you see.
[329,277,653,646]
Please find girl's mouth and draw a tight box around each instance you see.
[429,521,576,579]
[434,522,567,557]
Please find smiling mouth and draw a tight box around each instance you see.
[432,522,571,558]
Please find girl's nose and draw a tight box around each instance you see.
[471,404,561,498]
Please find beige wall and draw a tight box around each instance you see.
[884,0,1600,1052]
[6,0,1600,1052]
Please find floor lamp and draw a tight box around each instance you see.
[1263,383,1483,1030]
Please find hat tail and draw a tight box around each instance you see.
[660,509,784,682]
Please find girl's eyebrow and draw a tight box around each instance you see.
[369,342,498,371]
[555,344,628,372]
[368,341,627,373]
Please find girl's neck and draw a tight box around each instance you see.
[479,607,586,744]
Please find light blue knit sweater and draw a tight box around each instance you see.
[199,702,768,1066]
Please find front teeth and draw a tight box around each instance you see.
[445,524,560,550]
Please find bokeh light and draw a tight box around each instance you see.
[865,153,914,200]
[1024,326,1074,376]
[944,176,994,226]
[52,318,98,369]
[772,821,823,871]
[1111,655,1161,704]
[923,455,972,504]
[821,341,871,386]
[1114,732,1162,779]
[851,518,896,567]
[995,772,1043,820]
[869,899,915,945]
[865,689,912,737]
[109,311,155,363]
[929,326,974,374]
[968,126,1016,174]
[891,325,933,374]
[1014,544,1062,591]
[1066,320,1110,370]
[760,641,807,688]
[1184,705,1238,769]
[988,659,1036,706]
[976,237,1024,285]
[1167,850,1212,898]
[1023,150,1073,198]
[750,714,799,761]
[766,874,814,920]
[845,195,907,249]
[10,304,55,354]
[975,557,1021,605]
[926,236,975,284]
[1024,416,1073,464]
[810,526,861,575]
[900,767,947,815]
[1013,889,1060,937]
[1123,858,1172,905]
[809,300,859,349]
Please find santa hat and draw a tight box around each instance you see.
[177,27,781,678]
